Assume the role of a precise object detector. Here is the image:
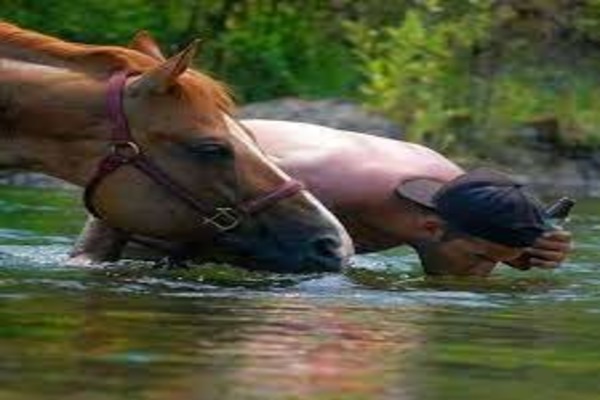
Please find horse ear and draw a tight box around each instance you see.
[130,39,199,95]
[130,30,166,61]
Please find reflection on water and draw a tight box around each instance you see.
[0,186,599,400]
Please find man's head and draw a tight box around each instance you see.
[396,169,550,276]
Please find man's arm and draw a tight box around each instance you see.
[68,216,130,266]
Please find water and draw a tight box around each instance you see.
[0,186,599,400]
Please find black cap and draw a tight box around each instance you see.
[396,169,549,247]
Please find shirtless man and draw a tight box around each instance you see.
[70,120,572,276]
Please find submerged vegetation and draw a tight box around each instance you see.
[2,0,600,152]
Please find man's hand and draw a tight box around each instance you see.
[507,230,573,270]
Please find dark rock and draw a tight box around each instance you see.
[239,97,402,138]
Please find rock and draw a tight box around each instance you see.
[0,171,74,189]
[479,145,600,198]
[239,97,402,138]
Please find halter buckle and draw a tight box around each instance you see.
[110,141,140,160]
[202,207,242,232]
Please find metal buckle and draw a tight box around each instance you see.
[202,207,242,232]
[110,141,140,160]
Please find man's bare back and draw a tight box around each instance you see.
[246,120,463,251]
[250,120,462,207]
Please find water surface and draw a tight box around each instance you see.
[0,186,599,400]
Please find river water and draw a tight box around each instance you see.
[0,186,598,400]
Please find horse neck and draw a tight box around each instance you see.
[0,23,155,75]
[0,62,109,186]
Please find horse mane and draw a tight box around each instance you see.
[0,21,234,113]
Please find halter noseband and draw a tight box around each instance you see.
[84,70,304,233]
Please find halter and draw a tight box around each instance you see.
[84,70,305,233]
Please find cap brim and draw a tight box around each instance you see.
[395,178,445,209]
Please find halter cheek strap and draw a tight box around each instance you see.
[84,70,305,233]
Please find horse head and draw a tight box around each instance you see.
[0,23,354,272]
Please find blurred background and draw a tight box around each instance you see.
[2,0,600,195]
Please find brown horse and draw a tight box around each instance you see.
[0,22,353,272]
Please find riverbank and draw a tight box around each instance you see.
[2,98,599,198]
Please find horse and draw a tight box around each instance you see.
[0,22,353,272]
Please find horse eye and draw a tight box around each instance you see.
[187,141,233,160]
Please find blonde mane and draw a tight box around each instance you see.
[0,21,234,113]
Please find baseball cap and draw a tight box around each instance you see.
[396,168,549,247]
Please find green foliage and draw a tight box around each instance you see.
[489,68,600,147]
[349,4,492,149]
[0,0,161,42]
[0,0,359,102]
[211,2,358,101]
[350,1,600,152]
[350,10,469,148]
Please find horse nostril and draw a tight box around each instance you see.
[310,236,343,261]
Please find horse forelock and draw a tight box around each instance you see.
[181,73,235,116]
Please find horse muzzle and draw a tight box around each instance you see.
[214,229,353,274]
